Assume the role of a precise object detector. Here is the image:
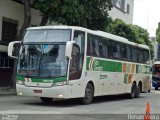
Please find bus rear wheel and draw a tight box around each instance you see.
[135,83,141,98]
[40,97,53,103]
[130,83,137,99]
[148,86,151,92]
[82,83,94,104]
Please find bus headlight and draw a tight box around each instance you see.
[54,81,67,86]
[17,80,24,85]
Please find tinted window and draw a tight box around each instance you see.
[127,45,132,61]
[69,31,85,80]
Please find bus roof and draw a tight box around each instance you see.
[27,25,149,50]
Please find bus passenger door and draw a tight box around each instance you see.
[68,30,85,98]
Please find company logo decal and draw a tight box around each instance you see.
[88,58,103,71]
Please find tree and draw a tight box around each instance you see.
[106,19,153,58]
[17,0,113,40]
[35,0,113,30]
[106,19,137,42]
[156,22,160,44]
[18,0,38,41]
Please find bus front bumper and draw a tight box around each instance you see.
[16,84,71,99]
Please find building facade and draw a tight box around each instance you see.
[0,0,41,87]
[150,37,159,64]
[109,0,134,24]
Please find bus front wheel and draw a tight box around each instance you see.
[82,83,94,104]
[40,97,53,103]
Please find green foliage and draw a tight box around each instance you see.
[157,33,160,44]
[35,0,112,31]
[156,22,160,44]
[106,19,153,58]
[106,19,137,42]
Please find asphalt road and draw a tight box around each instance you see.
[0,88,160,120]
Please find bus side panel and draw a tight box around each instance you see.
[67,80,86,98]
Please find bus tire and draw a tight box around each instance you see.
[82,83,94,104]
[130,83,136,99]
[148,89,151,92]
[148,86,151,92]
[135,83,141,98]
[40,97,53,103]
[155,87,158,90]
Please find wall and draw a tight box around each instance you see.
[0,0,42,41]
[109,0,134,24]
[0,0,42,87]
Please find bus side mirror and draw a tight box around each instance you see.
[65,41,75,59]
[8,41,21,59]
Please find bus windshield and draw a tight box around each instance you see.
[17,44,68,78]
[17,29,71,78]
[23,29,71,43]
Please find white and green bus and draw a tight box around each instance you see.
[8,26,151,104]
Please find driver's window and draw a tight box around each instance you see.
[69,31,85,80]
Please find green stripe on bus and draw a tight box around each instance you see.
[16,75,67,83]
[16,75,25,81]
[86,57,122,72]
[136,64,150,74]
[86,57,150,74]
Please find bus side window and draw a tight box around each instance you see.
[87,37,92,56]
[108,41,113,58]
[127,46,132,61]
[136,48,143,63]
[99,39,108,58]
[102,39,108,58]
[144,50,150,64]
[121,44,127,60]
[132,47,137,62]
[98,40,103,57]
[113,46,118,58]
[139,49,144,63]
[88,34,99,57]
[93,39,100,57]
[113,42,121,59]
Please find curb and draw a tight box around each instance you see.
[0,87,17,96]
[0,92,17,96]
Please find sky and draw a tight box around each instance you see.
[133,0,160,37]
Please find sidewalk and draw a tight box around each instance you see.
[0,87,16,96]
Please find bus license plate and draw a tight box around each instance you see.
[34,90,42,93]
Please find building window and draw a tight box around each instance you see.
[1,17,18,44]
[0,52,14,68]
[111,0,126,12]
[127,4,130,14]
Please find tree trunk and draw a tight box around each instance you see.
[18,0,31,41]
[11,0,31,88]
[40,15,49,26]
